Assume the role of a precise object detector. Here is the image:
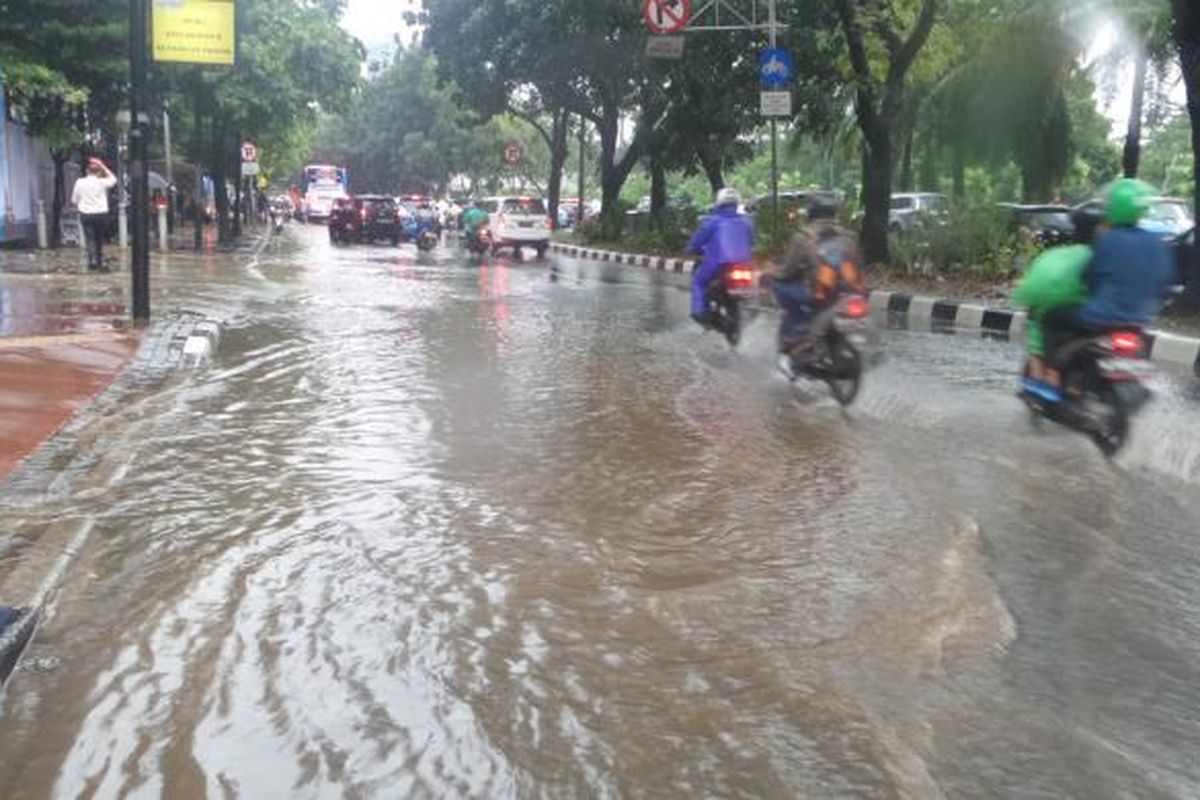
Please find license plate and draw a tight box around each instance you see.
[518,221,534,228]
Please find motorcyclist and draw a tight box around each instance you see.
[772,198,863,356]
[685,187,755,329]
[461,200,490,246]
[1041,179,1177,401]
[1012,206,1101,402]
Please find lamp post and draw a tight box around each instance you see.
[115,110,130,250]
[128,0,150,323]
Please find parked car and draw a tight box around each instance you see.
[1173,227,1196,296]
[1141,197,1194,240]
[1000,203,1075,248]
[889,192,950,232]
[329,195,402,245]
[482,196,552,257]
[748,189,843,220]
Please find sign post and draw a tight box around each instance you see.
[241,141,259,223]
[130,0,151,323]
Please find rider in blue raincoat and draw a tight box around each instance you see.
[686,187,755,328]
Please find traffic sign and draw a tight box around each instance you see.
[645,36,686,60]
[758,47,794,88]
[241,162,260,177]
[643,0,691,35]
[760,90,792,118]
[241,141,258,163]
[503,142,523,166]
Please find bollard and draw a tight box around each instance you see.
[118,201,128,249]
[35,201,48,249]
[157,205,168,252]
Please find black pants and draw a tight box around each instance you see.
[80,213,108,269]
[1042,305,1093,368]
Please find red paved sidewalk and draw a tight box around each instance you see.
[0,276,139,482]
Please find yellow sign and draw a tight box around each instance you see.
[152,0,236,66]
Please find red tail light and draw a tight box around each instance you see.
[1109,331,1143,357]
[843,296,869,319]
[725,265,755,289]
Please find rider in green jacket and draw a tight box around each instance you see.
[1012,206,1100,400]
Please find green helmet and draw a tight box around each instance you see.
[1104,178,1155,226]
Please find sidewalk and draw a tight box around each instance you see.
[0,268,139,482]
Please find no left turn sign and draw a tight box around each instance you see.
[241,141,258,163]
[643,0,691,35]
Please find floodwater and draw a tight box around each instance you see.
[2,225,1199,798]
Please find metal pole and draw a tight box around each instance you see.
[577,115,586,226]
[129,0,150,322]
[768,0,780,250]
[163,104,174,234]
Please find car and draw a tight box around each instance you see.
[889,192,950,232]
[1141,197,1194,240]
[482,196,552,257]
[747,189,843,218]
[329,195,402,245]
[1173,227,1197,298]
[1000,203,1075,248]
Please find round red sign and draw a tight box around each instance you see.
[503,143,523,166]
[643,0,691,35]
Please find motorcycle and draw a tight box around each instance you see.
[465,226,492,257]
[1021,329,1152,456]
[780,294,868,407]
[402,216,439,251]
[703,263,758,346]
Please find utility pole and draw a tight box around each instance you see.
[577,115,586,226]
[163,102,174,233]
[768,0,780,251]
[129,0,151,323]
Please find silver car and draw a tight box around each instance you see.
[889,192,950,232]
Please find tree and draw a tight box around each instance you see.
[833,0,941,264]
[1172,0,1200,286]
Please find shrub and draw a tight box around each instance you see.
[889,205,1023,278]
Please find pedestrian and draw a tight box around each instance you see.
[71,158,118,272]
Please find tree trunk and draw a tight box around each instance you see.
[899,126,916,191]
[649,154,667,227]
[546,109,568,230]
[1174,0,1199,301]
[951,142,966,200]
[697,145,724,196]
[597,98,656,232]
[860,133,893,266]
[1123,48,1149,178]
[50,151,67,249]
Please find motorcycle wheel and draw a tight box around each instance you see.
[1075,374,1129,456]
[824,331,862,406]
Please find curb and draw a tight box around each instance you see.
[0,311,223,689]
[550,243,1200,375]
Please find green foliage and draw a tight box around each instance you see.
[890,204,1021,276]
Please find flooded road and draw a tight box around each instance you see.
[2,225,1199,798]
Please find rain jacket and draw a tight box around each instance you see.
[462,207,489,235]
[1013,244,1091,357]
[686,206,755,315]
[1079,225,1176,328]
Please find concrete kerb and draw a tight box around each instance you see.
[550,242,1200,376]
[0,315,229,689]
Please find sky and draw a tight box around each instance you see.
[341,0,419,49]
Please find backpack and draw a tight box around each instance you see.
[810,232,864,303]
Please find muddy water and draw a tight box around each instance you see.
[1,226,1199,798]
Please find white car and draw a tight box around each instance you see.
[483,196,552,257]
[889,192,949,232]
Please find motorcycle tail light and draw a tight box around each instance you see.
[725,266,755,289]
[1109,331,1144,357]
[843,296,869,319]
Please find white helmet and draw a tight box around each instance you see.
[715,187,741,207]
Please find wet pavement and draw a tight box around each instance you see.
[1,224,1199,798]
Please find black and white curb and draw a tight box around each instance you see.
[550,243,1200,375]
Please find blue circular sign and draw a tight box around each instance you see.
[758,47,794,88]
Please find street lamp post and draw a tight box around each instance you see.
[128,0,151,323]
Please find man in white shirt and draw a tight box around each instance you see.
[71,158,118,271]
